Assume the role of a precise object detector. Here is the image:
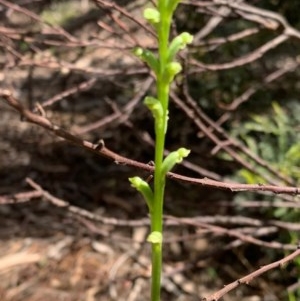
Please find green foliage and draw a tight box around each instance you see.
[231,101,300,299]
[232,102,300,185]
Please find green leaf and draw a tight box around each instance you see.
[286,143,300,163]
[242,135,258,154]
[272,102,288,126]
[238,169,265,185]
[274,207,288,218]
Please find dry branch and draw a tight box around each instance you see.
[202,245,300,301]
[23,178,297,252]
[1,89,300,195]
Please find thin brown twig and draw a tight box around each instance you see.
[0,0,77,42]
[1,186,297,232]
[25,177,151,227]
[131,126,222,180]
[17,59,148,77]
[33,78,97,112]
[193,5,231,42]
[93,0,156,38]
[24,178,296,251]
[202,245,300,301]
[167,215,297,251]
[171,90,294,186]
[213,0,300,39]
[75,76,154,134]
[180,73,295,185]
[194,27,260,50]
[1,89,300,194]
[222,199,300,210]
[190,34,288,72]
[1,186,298,233]
[218,60,299,111]
[0,190,42,204]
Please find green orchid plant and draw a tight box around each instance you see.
[129,1,193,300]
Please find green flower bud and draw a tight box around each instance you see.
[144,96,163,121]
[161,147,190,176]
[181,32,194,44]
[129,176,153,210]
[134,47,143,57]
[147,231,163,244]
[144,8,160,24]
[163,61,182,83]
[168,32,193,62]
[133,47,158,74]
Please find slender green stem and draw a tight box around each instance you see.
[151,240,163,300]
[150,79,167,301]
[150,3,173,301]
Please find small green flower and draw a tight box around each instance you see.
[134,48,159,74]
[163,62,182,83]
[129,176,154,211]
[161,147,190,176]
[168,32,193,62]
[147,231,163,244]
[144,8,160,24]
[134,47,143,57]
[144,96,164,122]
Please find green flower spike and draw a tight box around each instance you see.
[134,1,193,299]
[168,32,194,62]
[129,177,154,211]
[134,48,159,74]
[147,231,163,244]
[161,147,190,176]
[144,8,160,25]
